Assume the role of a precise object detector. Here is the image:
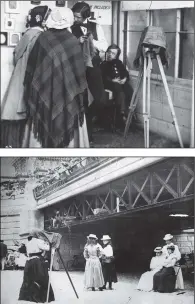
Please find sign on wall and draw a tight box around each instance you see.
[121,1,194,11]
[86,1,112,25]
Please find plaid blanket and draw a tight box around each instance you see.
[24,29,87,148]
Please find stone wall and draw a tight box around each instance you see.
[174,232,194,254]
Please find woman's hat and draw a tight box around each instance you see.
[101,235,111,241]
[46,7,74,29]
[27,5,51,27]
[154,246,162,253]
[87,234,98,240]
[163,234,173,241]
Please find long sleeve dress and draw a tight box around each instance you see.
[1,27,44,148]
[162,243,184,289]
[137,255,165,291]
[83,243,104,289]
[153,253,177,293]
[102,244,117,285]
[18,238,55,302]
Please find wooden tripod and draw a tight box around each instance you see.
[46,248,79,302]
[124,51,184,148]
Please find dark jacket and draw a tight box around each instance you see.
[100,59,129,82]
[0,242,7,258]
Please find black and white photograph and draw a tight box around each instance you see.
[0,156,194,303]
[0,1,194,148]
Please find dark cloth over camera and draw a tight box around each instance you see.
[134,26,170,68]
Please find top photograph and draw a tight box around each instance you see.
[1,0,194,148]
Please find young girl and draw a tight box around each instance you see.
[101,235,117,290]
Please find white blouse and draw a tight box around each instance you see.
[162,243,181,261]
[102,244,113,257]
[26,237,49,256]
[163,253,177,268]
[150,255,165,270]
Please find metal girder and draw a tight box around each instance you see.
[44,158,194,227]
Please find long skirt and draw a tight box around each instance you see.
[22,115,89,148]
[102,262,118,284]
[1,119,26,148]
[153,267,176,293]
[18,257,55,303]
[84,257,104,288]
[137,268,161,291]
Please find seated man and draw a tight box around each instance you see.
[100,44,133,124]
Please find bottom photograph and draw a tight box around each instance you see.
[0,157,194,304]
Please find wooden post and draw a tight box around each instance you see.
[190,61,194,147]
[123,11,128,66]
[156,54,184,148]
[174,9,181,78]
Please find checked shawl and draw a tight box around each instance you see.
[24,28,87,148]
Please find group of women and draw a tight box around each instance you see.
[18,231,184,303]
[137,233,184,293]
[1,2,108,148]
[83,234,117,291]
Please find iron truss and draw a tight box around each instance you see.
[44,158,194,228]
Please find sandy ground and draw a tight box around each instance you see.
[1,270,194,304]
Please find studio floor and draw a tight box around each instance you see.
[90,127,180,148]
[1,271,194,304]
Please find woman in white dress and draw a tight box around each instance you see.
[137,247,165,291]
[83,234,104,291]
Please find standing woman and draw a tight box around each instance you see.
[23,7,89,148]
[83,234,104,291]
[1,6,51,148]
[101,235,117,290]
[18,231,55,302]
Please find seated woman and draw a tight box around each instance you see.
[137,247,165,292]
[100,44,133,124]
[153,245,177,293]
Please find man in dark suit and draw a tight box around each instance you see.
[101,44,133,123]
[0,240,7,270]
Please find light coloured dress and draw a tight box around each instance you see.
[1,27,44,148]
[137,255,165,291]
[83,243,104,288]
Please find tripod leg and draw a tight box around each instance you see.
[156,55,184,148]
[57,249,79,299]
[46,248,55,303]
[124,67,143,139]
[143,55,147,147]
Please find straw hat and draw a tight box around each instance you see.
[87,234,98,240]
[154,246,162,253]
[101,235,111,241]
[163,234,173,241]
[46,7,74,30]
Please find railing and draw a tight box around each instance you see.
[33,158,113,201]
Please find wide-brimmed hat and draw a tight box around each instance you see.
[154,246,162,253]
[163,234,173,241]
[101,235,111,241]
[87,234,98,240]
[46,7,74,29]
